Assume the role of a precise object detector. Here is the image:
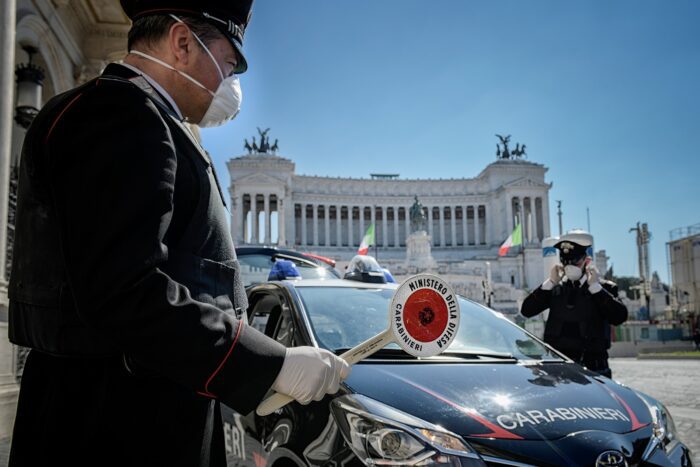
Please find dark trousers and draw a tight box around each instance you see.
[10,350,225,467]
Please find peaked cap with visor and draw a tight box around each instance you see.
[554,230,593,263]
[120,0,254,73]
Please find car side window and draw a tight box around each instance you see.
[274,310,294,346]
[248,292,295,347]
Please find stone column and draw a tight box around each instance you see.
[404,207,410,243]
[482,204,489,245]
[393,207,399,247]
[520,197,527,241]
[359,206,365,242]
[462,206,468,246]
[336,206,342,247]
[450,206,456,246]
[244,197,250,243]
[539,197,545,241]
[427,206,433,238]
[542,196,551,238]
[439,206,445,247]
[381,206,388,248]
[475,205,482,245]
[250,194,259,244]
[348,206,355,247]
[288,200,295,247]
[242,203,248,243]
[312,203,319,246]
[517,198,525,233]
[301,203,307,246]
[229,199,235,243]
[0,0,15,288]
[277,197,286,246]
[263,194,271,245]
[534,197,542,242]
[521,197,528,243]
[471,205,477,245]
[233,195,244,244]
[324,205,330,247]
[482,204,487,245]
[0,1,19,438]
[526,198,533,244]
[371,206,376,244]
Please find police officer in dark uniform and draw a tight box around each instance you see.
[8,1,348,465]
[521,234,627,378]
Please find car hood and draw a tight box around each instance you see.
[343,361,652,441]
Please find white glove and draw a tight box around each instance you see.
[271,346,351,405]
[542,265,564,290]
[586,265,602,294]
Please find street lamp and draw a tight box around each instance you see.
[14,46,45,129]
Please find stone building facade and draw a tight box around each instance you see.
[228,151,554,314]
[229,154,552,253]
[668,224,700,328]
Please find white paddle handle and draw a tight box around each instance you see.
[255,330,394,416]
[255,392,294,417]
[339,329,394,365]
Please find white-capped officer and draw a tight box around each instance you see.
[521,232,627,378]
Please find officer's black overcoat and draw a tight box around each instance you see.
[8,64,286,466]
[521,279,628,368]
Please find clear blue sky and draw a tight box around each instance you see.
[201,0,700,282]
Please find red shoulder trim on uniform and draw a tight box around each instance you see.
[45,92,85,145]
[199,320,244,398]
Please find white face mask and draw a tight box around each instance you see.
[130,15,242,127]
[564,265,583,281]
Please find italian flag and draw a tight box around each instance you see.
[358,224,375,255]
[498,223,522,256]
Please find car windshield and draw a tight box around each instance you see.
[238,254,337,287]
[297,286,562,361]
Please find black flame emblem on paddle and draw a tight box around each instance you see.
[418,307,435,326]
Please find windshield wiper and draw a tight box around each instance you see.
[333,347,416,359]
[331,348,518,361]
[437,351,517,360]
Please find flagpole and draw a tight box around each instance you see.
[500,223,525,289]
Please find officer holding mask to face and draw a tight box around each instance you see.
[8,1,349,465]
[521,232,627,378]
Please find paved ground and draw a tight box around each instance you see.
[0,358,696,465]
[609,358,700,464]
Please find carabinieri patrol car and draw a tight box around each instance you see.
[222,253,693,466]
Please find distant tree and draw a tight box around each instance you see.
[612,275,641,299]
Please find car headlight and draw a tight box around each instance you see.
[330,394,481,466]
[636,392,678,459]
